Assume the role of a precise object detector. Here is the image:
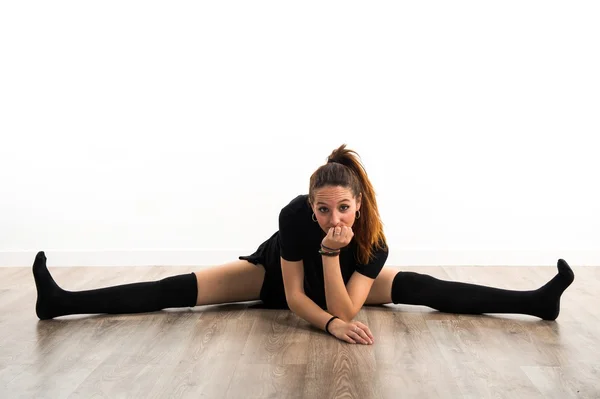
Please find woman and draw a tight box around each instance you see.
[32,144,575,345]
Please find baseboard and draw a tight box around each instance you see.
[1,249,598,267]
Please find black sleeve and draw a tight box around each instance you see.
[355,246,389,279]
[278,206,304,262]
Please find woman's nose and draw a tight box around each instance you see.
[330,212,341,225]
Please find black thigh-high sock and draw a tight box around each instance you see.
[391,259,574,320]
[33,251,198,320]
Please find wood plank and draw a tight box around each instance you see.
[303,309,380,399]
[225,364,306,399]
[522,363,600,399]
[239,310,310,365]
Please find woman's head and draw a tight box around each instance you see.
[308,144,387,264]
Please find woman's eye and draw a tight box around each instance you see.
[319,206,349,213]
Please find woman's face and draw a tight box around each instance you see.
[311,185,361,234]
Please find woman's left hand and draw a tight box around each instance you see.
[322,225,354,250]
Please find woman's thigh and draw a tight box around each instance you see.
[364,267,401,305]
[193,260,266,306]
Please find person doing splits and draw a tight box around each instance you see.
[33,144,575,345]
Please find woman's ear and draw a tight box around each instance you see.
[356,193,362,211]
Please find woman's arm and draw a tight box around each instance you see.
[320,227,378,322]
[287,292,339,332]
[280,257,335,333]
[320,226,356,321]
[288,292,373,345]
[280,257,373,344]
[322,254,355,321]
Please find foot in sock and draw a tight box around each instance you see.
[531,258,575,320]
[33,251,65,320]
[33,251,199,320]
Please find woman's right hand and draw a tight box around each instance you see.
[328,319,374,345]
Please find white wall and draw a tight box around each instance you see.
[1,1,599,267]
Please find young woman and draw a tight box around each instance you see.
[33,144,575,345]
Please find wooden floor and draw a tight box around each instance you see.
[0,265,598,398]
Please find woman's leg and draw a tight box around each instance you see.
[365,259,575,320]
[364,267,397,305]
[193,258,265,306]
[33,251,265,320]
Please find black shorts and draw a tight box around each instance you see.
[239,231,289,309]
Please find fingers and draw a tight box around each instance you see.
[357,328,373,344]
[345,336,357,344]
[332,226,352,236]
[354,322,374,342]
[331,226,353,242]
[323,226,354,252]
[341,331,373,345]
[350,330,371,345]
[343,333,360,344]
[349,326,372,345]
[340,332,357,344]
[339,226,352,238]
[331,320,374,345]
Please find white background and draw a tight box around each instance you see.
[1,1,599,267]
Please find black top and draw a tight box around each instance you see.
[277,194,389,308]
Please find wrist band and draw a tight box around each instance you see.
[325,315,338,335]
[321,244,339,252]
[319,249,340,257]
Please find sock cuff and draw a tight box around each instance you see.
[185,272,199,307]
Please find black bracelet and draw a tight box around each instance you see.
[321,244,339,252]
[325,316,338,335]
[318,249,340,257]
